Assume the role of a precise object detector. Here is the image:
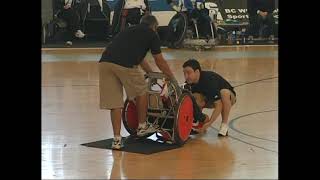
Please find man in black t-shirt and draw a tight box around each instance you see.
[99,15,177,149]
[183,59,236,136]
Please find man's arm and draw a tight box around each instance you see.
[140,59,153,73]
[152,53,175,80]
[197,100,222,133]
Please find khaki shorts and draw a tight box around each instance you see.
[193,89,236,109]
[99,62,147,109]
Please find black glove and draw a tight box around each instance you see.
[166,0,173,4]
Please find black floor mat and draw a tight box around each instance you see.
[81,136,182,155]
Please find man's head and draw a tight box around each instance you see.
[140,15,159,32]
[183,59,201,84]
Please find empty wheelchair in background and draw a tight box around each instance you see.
[163,0,218,50]
[122,72,194,146]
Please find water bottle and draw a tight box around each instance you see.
[231,31,236,44]
[241,28,246,44]
[236,31,241,44]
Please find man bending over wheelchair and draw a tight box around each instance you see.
[99,15,177,149]
[182,59,236,136]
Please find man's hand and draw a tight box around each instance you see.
[194,127,207,134]
[64,4,71,9]
[153,53,176,81]
[140,59,153,73]
[165,77,179,87]
[166,0,173,4]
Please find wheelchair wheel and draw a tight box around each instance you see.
[122,99,139,135]
[173,92,194,146]
[167,12,188,49]
[122,99,154,138]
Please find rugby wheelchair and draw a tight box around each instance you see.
[122,72,194,146]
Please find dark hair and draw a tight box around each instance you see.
[183,59,201,72]
[140,15,159,28]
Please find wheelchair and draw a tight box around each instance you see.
[164,0,218,50]
[122,72,194,146]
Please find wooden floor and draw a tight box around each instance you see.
[42,45,278,179]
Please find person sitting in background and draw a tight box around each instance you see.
[247,0,276,41]
[111,0,150,37]
[54,0,86,45]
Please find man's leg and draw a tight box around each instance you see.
[59,9,74,42]
[136,92,148,124]
[99,62,125,149]
[68,9,85,38]
[265,13,275,37]
[110,108,122,137]
[115,65,156,136]
[248,15,259,38]
[219,89,236,136]
[191,93,210,132]
[193,93,206,109]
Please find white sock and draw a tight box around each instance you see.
[221,123,228,128]
[114,135,121,141]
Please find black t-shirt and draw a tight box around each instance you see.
[100,24,161,67]
[188,71,236,104]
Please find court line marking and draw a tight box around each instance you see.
[210,110,278,154]
[234,77,278,88]
[209,76,278,153]
[229,110,278,143]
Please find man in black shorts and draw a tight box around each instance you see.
[182,59,236,136]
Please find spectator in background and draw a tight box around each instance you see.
[54,0,86,45]
[247,0,275,41]
[111,0,150,37]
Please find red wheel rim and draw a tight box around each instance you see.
[126,101,138,130]
[177,96,193,141]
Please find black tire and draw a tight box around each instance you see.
[167,12,188,49]
[122,99,137,135]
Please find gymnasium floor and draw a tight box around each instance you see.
[42,45,278,179]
